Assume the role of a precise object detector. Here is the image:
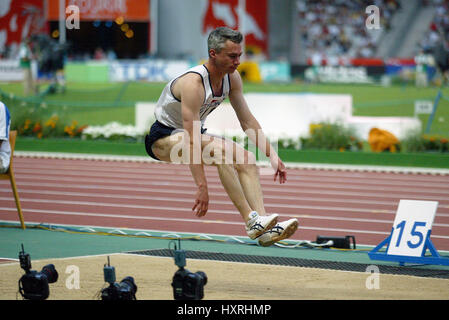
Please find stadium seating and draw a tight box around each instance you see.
[419,0,449,52]
[296,0,401,64]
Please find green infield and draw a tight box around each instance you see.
[2,81,449,168]
[1,81,448,124]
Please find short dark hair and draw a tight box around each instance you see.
[207,27,243,56]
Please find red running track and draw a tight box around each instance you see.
[1,156,448,250]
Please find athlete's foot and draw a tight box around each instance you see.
[257,218,299,247]
[246,212,279,240]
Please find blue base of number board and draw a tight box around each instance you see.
[368,230,449,266]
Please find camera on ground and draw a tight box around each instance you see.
[18,244,58,300]
[100,256,137,300]
[170,240,207,300]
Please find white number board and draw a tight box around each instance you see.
[414,100,433,116]
[387,200,438,257]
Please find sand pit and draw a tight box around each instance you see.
[1,254,448,300]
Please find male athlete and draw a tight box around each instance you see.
[145,27,298,246]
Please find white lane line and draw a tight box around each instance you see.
[12,167,449,192]
[0,196,393,214]
[2,208,449,240]
[11,173,449,196]
[13,162,449,186]
[1,196,449,227]
[15,151,449,175]
[0,196,406,215]
[0,187,402,207]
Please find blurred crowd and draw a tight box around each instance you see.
[1,0,447,70]
[296,0,401,64]
[420,0,449,51]
[418,0,449,83]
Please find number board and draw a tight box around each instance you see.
[414,100,433,116]
[387,200,438,257]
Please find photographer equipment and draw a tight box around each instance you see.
[100,256,137,300]
[170,240,207,300]
[316,235,356,249]
[18,244,58,300]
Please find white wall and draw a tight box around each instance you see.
[135,93,421,140]
[347,116,421,140]
[135,102,156,133]
[136,93,353,138]
[204,93,353,139]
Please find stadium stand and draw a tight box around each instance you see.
[419,0,449,52]
[417,0,449,81]
[296,0,401,65]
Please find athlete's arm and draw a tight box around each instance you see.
[177,73,209,216]
[228,71,287,184]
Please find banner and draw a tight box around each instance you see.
[47,0,150,21]
[202,0,267,56]
[259,61,291,82]
[109,60,190,82]
[0,0,47,52]
[0,60,23,81]
[304,66,373,83]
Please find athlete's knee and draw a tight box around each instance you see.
[243,150,257,165]
[234,150,257,173]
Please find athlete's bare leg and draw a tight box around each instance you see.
[151,132,266,222]
[234,162,266,215]
[215,163,253,222]
[208,135,266,221]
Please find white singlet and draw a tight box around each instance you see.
[0,102,11,173]
[154,64,231,129]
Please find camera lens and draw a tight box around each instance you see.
[195,271,208,285]
[120,276,137,295]
[41,264,59,283]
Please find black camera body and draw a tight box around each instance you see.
[100,257,137,300]
[172,267,207,300]
[19,270,51,300]
[101,276,137,300]
[170,241,207,300]
[18,245,58,300]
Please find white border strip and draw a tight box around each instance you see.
[2,220,449,255]
[15,151,449,175]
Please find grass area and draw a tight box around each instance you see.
[16,137,147,156]
[0,81,155,125]
[243,82,443,112]
[15,137,449,169]
[2,81,449,168]
[279,148,449,169]
[2,81,448,129]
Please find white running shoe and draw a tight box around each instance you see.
[246,212,279,240]
[257,218,299,247]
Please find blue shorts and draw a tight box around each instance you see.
[144,120,207,161]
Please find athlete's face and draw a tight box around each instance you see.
[211,40,242,73]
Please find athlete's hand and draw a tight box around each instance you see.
[192,185,209,217]
[272,158,287,184]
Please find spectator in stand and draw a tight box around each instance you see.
[94,47,106,60]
